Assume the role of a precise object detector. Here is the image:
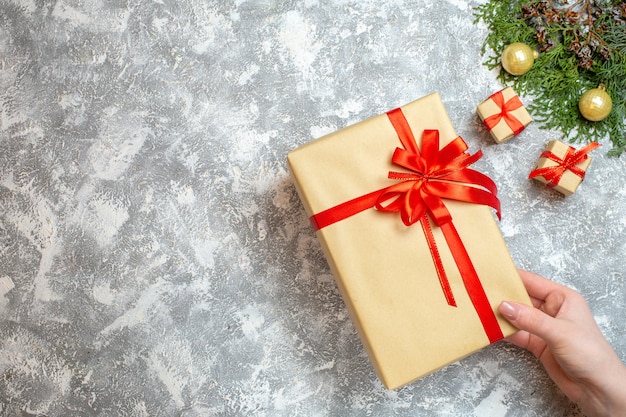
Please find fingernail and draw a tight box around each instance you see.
[499,301,519,320]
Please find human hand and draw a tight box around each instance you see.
[498,270,626,417]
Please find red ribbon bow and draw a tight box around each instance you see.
[310,108,505,343]
[528,142,600,187]
[483,90,526,136]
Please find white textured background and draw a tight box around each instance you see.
[0,0,624,416]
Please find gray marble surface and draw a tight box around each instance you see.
[0,0,624,416]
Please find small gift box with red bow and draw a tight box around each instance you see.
[529,140,600,196]
[288,93,530,390]
[477,87,532,143]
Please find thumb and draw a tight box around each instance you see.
[499,301,560,343]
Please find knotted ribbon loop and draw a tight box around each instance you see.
[309,107,504,343]
[375,131,500,227]
[528,142,600,187]
[483,90,526,136]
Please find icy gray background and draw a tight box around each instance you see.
[0,0,624,416]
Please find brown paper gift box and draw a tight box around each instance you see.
[287,93,531,390]
[477,87,532,143]
[530,140,594,196]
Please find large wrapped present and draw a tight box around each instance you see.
[529,140,600,196]
[287,93,530,390]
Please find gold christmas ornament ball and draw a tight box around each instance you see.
[501,42,538,76]
[579,85,613,122]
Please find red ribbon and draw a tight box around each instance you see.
[483,90,526,136]
[310,108,505,343]
[528,142,600,187]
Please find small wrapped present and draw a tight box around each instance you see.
[287,93,530,389]
[477,87,532,143]
[529,140,600,196]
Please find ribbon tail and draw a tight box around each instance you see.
[420,216,456,307]
[504,114,526,136]
[440,221,504,343]
[529,165,566,187]
[482,113,503,132]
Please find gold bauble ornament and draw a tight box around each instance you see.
[501,42,538,76]
[578,84,613,122]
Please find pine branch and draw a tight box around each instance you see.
[475,0,626,155]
